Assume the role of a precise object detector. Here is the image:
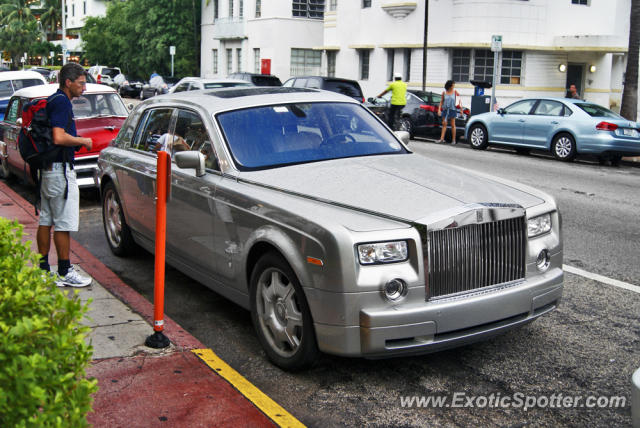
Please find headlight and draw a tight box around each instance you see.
[358,241,408,265]
[528,213,551,237]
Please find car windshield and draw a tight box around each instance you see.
[102,68,121,78]
[71,93,129,118]
[217,102,408,170]
[576,103,623,119]
[322,80,362,98]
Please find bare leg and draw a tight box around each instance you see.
[53,231,71,260]
[439,117,447,141]
[37,225,52,257]
[451,120,456,143]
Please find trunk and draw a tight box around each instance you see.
[620,0,640,121]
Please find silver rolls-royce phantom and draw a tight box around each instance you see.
[96,87,563,370]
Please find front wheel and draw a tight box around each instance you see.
[468,124,488,150]
[551,133,576,161]
[399,117,414,138]
[102,181,135,256]
[250,252,318,371]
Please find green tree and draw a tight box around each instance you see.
[0,0,40,69]
[620,0,639,121]
[82,0,200,77]
[38,0,62,41]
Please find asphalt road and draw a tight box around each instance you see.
[5,138,639,427]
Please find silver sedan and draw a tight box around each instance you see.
[97,88,563,370]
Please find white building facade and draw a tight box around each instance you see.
[202,0,633,110]
[60,0,108,58]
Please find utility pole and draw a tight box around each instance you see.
[422,0,429,91]
[61,0,67,65]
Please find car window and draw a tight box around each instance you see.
[102,68,121,78]
[174,82,190,93]
[306,78,321,89]
[12,79,44,91]
[292,78,307,88]
[576,103,623,119]
[0,80,14,98]
[282,79,294,87]
[132,108,173,152]
[504,99,537,115]
[217,102,408,170]
[175,109,218,170]
[115,112,139,149]
[4,98,20,123]
[533,100,564,117]
[251,76,281,86]
[71,93,129,118]
[322,80,363,99]
[430,93,441,104]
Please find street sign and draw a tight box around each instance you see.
[169,45,176,55]
[491,35,502,52]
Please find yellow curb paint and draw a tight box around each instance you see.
[192,349,306,428]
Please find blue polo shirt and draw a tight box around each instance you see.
[46,89,77,164]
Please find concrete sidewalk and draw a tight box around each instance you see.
[0,180,302,428]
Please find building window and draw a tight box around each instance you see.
[500,51,522,84]
[254,48,260,73]
[329,0,337,11]
[290,48,322,75]
[403,48,411,81]
[83,1,86,15]
[571,0,588,4]
[327,51,336,77]
[213,49,218,74]
[226,48,232,75]
[452,49,471,83]
[239,0,243,17]
[229,0,234,17]
[255,0,261,17]
[72,3,75,16]
[213,0,219,19]
[236,48,242,72]
[386,49,394,81]
[362,0,371,7]
[292,0,325,19]
[473,49,494,84]
[359,49,370,80]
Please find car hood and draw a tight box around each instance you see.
[240,153,545,224]
[75,117,124,156]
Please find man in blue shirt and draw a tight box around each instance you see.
[37,62,93,287]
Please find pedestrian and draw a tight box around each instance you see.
[37,62,93,287]
[436,80,461,144]
[377,72,407,131]
[566,84,580,99]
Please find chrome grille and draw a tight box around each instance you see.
[426,216,526,299]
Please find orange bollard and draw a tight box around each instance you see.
[145,150,171,348]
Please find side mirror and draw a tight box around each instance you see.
[174,151,206,177]
[367,97,375,104]
[16,118,22,126]
[497,108,505,115]
[394,130,410,145]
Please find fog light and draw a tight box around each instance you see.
[536,249,551,271]
[383,279,407,301]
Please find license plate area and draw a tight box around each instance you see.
[619,128,639,138]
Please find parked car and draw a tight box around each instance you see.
[0,83,129,186]
[113,73,145,98]
[29,67,53,80]
[48,69,96,85]
[228,72,282,86]
[465,97,640,164]
[169,77,252,93]
[140,75,179,99]
[367,89,469,139]
[87,65,122,87]
[0,70,47,121]
[96,87,563,370]
[282,76,364,103]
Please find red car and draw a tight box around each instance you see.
[0,83,129,187]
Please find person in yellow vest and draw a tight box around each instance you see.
[377,73,407,131]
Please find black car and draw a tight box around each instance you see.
[113,74,145,98]
[367,90,469,140]
[282,76,365,103]
[29,67,53,80]
[228,72,282,86]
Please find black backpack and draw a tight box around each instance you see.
[18,93,72,214]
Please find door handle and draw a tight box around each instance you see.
[550,121,559,125]
[199,186,212,194]
[518,119,526,123]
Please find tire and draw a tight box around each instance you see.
[399,117,414,139]
[250,252,318,371]
[468,124,488,150]
[551,133,576,161]
[102,181,135,256]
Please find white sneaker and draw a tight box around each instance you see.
[58,266,92,288]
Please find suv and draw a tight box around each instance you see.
[283,76,365,103]
[228,72,282,86]
[87,65,122,87]
[0,71,47,121]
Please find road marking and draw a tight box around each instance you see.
[192,349,305,428]
[563,264,640,294]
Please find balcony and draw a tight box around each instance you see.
[212,17,247,40]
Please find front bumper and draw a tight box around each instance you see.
[74,155,99,188]
[313,266,563,358]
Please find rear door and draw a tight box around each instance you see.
[1,97,24,173]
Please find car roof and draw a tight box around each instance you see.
[287,76,360,83]
[0,70,47,82]
[148,87,358,112]
[179,77,250,85]
[13,83,117,98]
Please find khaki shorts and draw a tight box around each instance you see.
[39,163,79,232]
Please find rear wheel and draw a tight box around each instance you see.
[102,181,135,256]
[250,252,318,371]
[468,124,488,150]
[551,133,576,161]
[399,117,414,139]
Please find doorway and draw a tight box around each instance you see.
[566,64,584,97]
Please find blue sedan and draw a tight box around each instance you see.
[465,97,640,164]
